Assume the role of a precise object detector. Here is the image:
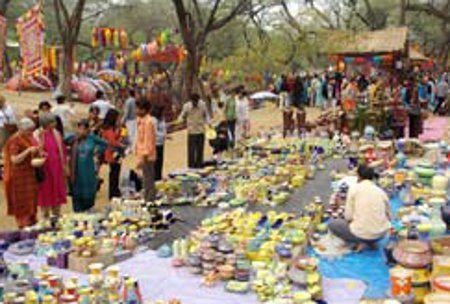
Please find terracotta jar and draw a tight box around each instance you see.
[393,240,432,269]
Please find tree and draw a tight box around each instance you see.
[53,0,87,98]
[171,0,268,97]
[405,0,450,67]
[0,0,11,15]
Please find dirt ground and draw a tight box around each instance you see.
[0,87,322,230]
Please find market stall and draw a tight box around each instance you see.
[0,125,449,303]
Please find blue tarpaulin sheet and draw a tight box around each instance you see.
[310,196,403,299]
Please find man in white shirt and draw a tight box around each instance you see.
[329,165,392,252]
[0,94,17,151]
[91,90,114,119]
[235,90,250,142]
[52,95,75,129]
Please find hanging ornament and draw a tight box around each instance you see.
[141,44,148,57]
[120,30,128,49]
[99,28,106,47]
[147,41,159,56]
[108,52,116,69]
[50,48,57,70]
[105,28,112,46]
[114,30,120,48]
[92,28,98,48]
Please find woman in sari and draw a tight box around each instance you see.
[66,119,108,212]
[35,113,67,218]
[3,118,40,228]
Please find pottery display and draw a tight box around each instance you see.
[431,274,450,293]
[393,240,432,269]
[390,267,413,297]
[424,292,450,304]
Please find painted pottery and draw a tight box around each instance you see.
[431,274,450,293]
[393,240,432,268]
[424,292,450,304]
[431,236,450,255]
[390,267,413,297]
[432,174,448,192]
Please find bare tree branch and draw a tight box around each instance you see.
[209,0,248,32]
[192,0,205,28]
[405,1,450,22]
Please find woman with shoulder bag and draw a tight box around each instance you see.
[35,113,67,219]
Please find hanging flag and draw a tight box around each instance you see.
[16,4,45,76]
[0,15,6,71]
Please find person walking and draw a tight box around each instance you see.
[434,76,449,115]
[3,118,39,228]
[92,90,114,119]
[236,91,250,142]
[122,89,137,148]
[66,119,108,212]
[52,94,75,130]
[178,93,210,169]
[224,89,237,148]
[135,100,157,201]
[0,94,17,152]
[102,109,125,199]
[35,113,67,219]
[152,106,167,181]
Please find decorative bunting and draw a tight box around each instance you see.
[92,27,128,49]
[0,15,6,71]
[43,45,59,72]
[16,4,45,76]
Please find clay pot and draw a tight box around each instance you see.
[431,275,450,293]
[393,240,432,269]
[424,292,450,304]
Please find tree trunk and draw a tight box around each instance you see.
[399,0,406,26]
[184,47,202,98]
[4,51,12,79]
[59,45,74,99]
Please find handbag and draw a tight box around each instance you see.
[35,166,45,183]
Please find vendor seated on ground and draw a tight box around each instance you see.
[329,165,392,252]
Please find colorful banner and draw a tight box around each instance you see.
[92,27,128,49]
[0,15,6,71]
[16,4,45,76]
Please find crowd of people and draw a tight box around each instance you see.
[273,71,449,113]
[274,70,449,139]
[0,81,255,228]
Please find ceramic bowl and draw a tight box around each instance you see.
[31,157,46,168]
[431,236,450,255]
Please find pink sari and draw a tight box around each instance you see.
[37,129,67,207]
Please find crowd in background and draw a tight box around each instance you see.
[0,80,256,229]
[273,70,449,139]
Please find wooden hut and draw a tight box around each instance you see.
[329,27,409,77]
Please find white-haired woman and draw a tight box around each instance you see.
[3,118,40,228]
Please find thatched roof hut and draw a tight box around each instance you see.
[329,27,409,56]
[409,47,430,62]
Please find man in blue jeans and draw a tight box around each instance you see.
[329,165,392,252]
